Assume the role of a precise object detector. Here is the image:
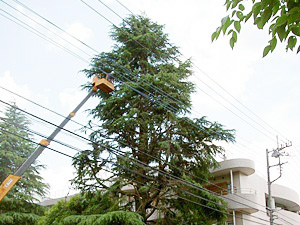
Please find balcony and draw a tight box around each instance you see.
[210,158,255,177]
[221,188,260,214]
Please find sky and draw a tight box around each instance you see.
[0,0,300,200]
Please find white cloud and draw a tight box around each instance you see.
[63,22,93,49]
[45,22,93,54]
[59,88,87,112]
[41,162,77,199]
[0,70,31,110]
[16,4,25,13]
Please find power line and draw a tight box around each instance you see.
[0,123,277,225]
[3,0,274,156]
[0,99,285,224]
[0,85,273,212]
[1,2,298,221]
[0,9,89,63]
[0,0,290,204]
[78,0,289,154]
[1,0,93,58]
[113,0,288,145]
[0,4,292,215]
[93,0,278,144]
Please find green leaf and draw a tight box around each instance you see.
[288,13,300,24]
[221,16,232,34]
[291,26,300,36]
[226,1,232,10]
[232,0,239,8]
[232,10,236,17]
[261,7,272,28]
[272,2,280,15]
[254,16,261,25]
[276,15,287,26]
[245,12,252,22]
[232,30,237,41]
[215,27,221,39]
[288,7,300,15]
[221,16,229,25]
[234,21,241,32]
[288,36,297,50]
[227,29,234,35]
[238,4,245,11]
[236,11,244,20]
[252,2,262,20]
[297,45,300,53]
[211,32,217,42]
[276,25,286,41]
[230,37,235,49]
[269,37,277,52]
[263,45,271,57]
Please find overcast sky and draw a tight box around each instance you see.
[0,0,299,199]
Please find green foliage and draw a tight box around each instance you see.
[74,15,235,224]
[38,191,145,225]
[213,0,300,56]
[0,197,44,225]
[0,104,49,202]
[0,105,48,224]
[62,211,145,225]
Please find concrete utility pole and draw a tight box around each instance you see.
[266,137,292,225]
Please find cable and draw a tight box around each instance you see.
[5,0,289,157]
[88,0,279,145]
[1,2,298,221]
[0,84,290,219]
[0,10,292,223]
[0,9,89,63]
[9,0,100,54]
[1,2,235,147]
[0,90,269,213]
[114,0,287,144]
[1,0,93,58]
[0,126,276,225]
[2,1,296,223]
[4,0,274,157]
[0,99,284,224]
[0,85,270,201]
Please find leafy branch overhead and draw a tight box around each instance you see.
[212,0,300,56]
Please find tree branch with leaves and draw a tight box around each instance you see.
[212,0,300,56]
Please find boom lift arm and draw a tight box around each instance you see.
[0,75,114,202]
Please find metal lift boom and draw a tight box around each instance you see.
[0,75,114,202]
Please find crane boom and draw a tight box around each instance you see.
[0,76,114,202]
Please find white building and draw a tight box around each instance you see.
[208,158,300,225]
[39,158,300,224]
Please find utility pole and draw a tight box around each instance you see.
[266,137,292,225]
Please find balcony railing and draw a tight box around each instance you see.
[218,188,257,196]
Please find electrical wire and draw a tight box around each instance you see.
[0,125,277,225]
[88,0,280,145]
[3,0,275,157]
[4,0,290,155]
[1,2,298,223]
[1,0,93,58]
[0,99,285,224]
[0,85,270,201]
[0,9,89,63]
[114,0,288,144]
[0,86,276,215]
[0,9,296,224]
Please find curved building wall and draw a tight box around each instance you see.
[211,158,300,225]
[272,183,300,211]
